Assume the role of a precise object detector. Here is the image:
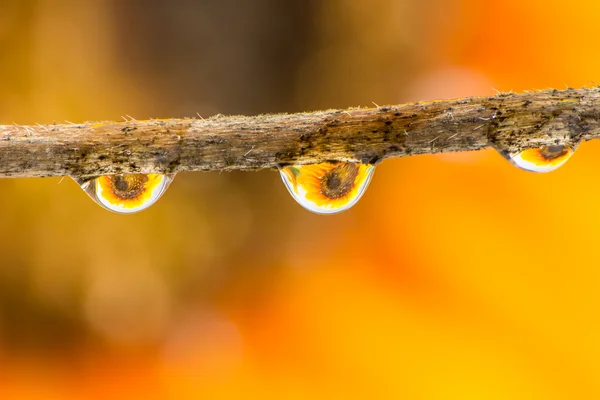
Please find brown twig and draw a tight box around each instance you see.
[1,87,599,178]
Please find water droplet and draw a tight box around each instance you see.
[501,145,574,173]
[75,174,175,214]
[280,162,375,214]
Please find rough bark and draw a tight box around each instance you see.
[1,87,599,178]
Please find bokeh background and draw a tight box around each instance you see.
[1,0,600,398]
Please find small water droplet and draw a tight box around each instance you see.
[74,174,175,214]
[280,162,375,214]
[501,145,574,173]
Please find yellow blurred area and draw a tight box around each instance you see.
[1,0,600,399]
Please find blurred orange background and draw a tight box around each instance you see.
[1,0,600,398]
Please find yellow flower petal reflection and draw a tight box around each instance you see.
[506,145,574,173]
[76,174,175,214]
[280,162,375,214]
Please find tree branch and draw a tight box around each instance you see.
[2,87,600,178]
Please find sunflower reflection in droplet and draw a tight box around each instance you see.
[505,145,574,173]
[280,162,375,214]
[75,173,174,214]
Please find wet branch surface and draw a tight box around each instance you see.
[2,87,600,178]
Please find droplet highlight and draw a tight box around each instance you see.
[502,145,574,173]
[280,162,375,214]
[75,174,174,214]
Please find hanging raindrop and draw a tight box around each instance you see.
[500,145,575,173]
[74,174,175,214]
[280,162,375,214]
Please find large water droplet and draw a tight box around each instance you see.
[74,174,175,214]
[501,145,574,173]
[280,162,375,214]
